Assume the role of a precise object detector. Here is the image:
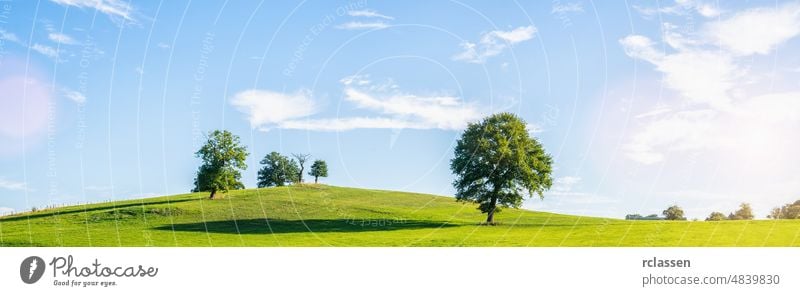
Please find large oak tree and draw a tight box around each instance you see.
[451,113,553,224]
[192,130,249,199]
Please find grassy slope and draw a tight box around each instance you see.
[1,185,799,246]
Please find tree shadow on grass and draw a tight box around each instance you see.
[153,218,459,234]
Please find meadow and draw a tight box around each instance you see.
[2,185,799,247]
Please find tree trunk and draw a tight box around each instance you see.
[209,189,217,200]
[314,176,318,184]
[486,196,498,224]
[298,167,304,183]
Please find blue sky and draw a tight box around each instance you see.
[1,0,799,219]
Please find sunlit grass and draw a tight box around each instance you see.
[2,184,798,246]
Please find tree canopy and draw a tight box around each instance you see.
[309,160,329,184]
[450,113,553,224]
[728,203,754,220]
[257,152,300,187]
[705,211,726,221]
[662,205,686,220]
[768,200,800,219]
[192,130,249,199]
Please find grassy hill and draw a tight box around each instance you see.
[1,185,799,246]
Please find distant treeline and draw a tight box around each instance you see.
[627,200,800,221]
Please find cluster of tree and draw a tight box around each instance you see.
[624,205,687,220]
[626,203,758,221]
[625,214,663,220]
[767,200,800,219]
[257,152,328,187]
[191,130,329,199]
[705,203,754,221]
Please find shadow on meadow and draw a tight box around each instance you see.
[154,218,460,234]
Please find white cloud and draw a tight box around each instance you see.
[526,123,544,134]
[706,3,800,56]
[0,178,27,191]
[625,110,717,165]
[453,26,537,63]
[340,75,372,86]
[230,89,317,131]
[348,9,393,20]
[620,3,800,165]
[335,21,389,30]
[620,35,739,108]
[340,87,482,130]
[31,43,59,59]
[0,29,20,43]
[232,76,485,132]
[50,0,135,22]
[635,0,721,18]
[156,42,170,49]
[551,2,584,14]
[634,107,672,119]
[0,207,14,215]
[551,176,581,194]
[62,88,86,104]
[48,32,77,45]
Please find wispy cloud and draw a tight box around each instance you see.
[635,0,721,18]
[333,81,482,130]
[706,4,800,56]
[526,123,544,134]
[550,176,582,194]
[231,75,484,132]
[0,29,20,43]
[230,89,317,131]
[31,43,59,59]
[62,88,86,104]
[348,9,394,20]
[0,178,27,191]
[620,34,739,109]
[551,2,584,14]
[619,2,800,165]
[48,32,77,45]
[50,0,135,22]
[335,21,389,30]
[453,26,537,64]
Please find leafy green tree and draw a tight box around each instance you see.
[662,205,686,220]
[729,203,754,220]
[450,113,553,224]
[770,200,800,219]
[705,211,726,221]
[768,207,782,219]
[257,152,299,187]
[292,153,311,183]
[192,130,249,199]
[308,160,328,184]
[783,202,800,219]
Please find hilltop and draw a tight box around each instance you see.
[1,185,798,246]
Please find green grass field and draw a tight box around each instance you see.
[2,185,799,246]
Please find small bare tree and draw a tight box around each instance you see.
[292,153,311,183]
